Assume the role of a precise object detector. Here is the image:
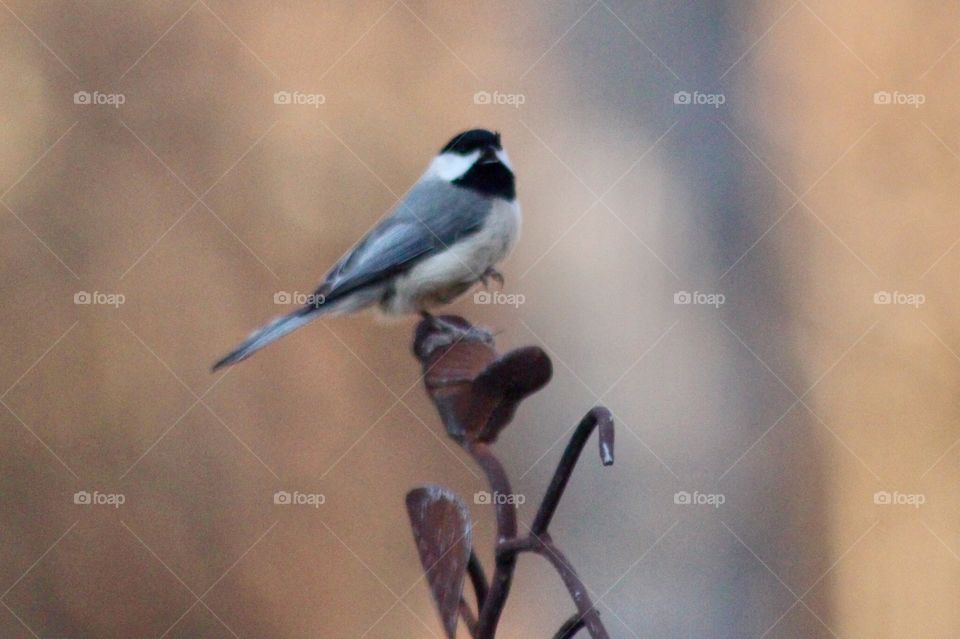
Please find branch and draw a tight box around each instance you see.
[553,614,587,639]
[467,442,517,639]
[409,317,616,639]
[531,407,614,536]
[467,550,489,609]
[533,536,607,639]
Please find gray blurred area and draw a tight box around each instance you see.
[1,2,957,638]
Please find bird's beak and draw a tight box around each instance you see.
[479,147,500,165]
[494,148,513,171]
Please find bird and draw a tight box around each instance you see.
[212,128,520,371]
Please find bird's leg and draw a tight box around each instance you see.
[480,267,504,290]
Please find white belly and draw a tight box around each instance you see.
[383,198,521,314]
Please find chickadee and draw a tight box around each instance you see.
[212,129,520,371]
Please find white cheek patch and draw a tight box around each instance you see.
[425,150,481,181]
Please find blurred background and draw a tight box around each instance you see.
[1,1,958,637]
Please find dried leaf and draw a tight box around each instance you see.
[405,485,472,638]
[472,346,552,441]
[412,316,552,442]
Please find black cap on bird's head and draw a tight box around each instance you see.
[441,129,502,155]
[440,129,514,200]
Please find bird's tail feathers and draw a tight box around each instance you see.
[212,305,321,371]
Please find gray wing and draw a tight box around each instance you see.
[317,178,490,301]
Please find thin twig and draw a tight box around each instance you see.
[459,598,478,637]
[467,550,489,609]
[534,536,607,639]
[467,442,517,639]
[531,407,614,536]
[553,614,587,639]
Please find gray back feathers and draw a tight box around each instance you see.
[319,178,492,299]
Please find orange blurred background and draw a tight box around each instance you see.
[1,2,958,637]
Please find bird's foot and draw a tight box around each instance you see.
[419,311,493,345]
[480,267,504,290]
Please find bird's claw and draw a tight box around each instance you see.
[419,311,494,345]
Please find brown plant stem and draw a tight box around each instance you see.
[531,407,614,536]
[411,319,615,638]
[495,533,606,638]
[532,535,607,639]
[467,442,517,639]
[467,550,489,609]
[553,614,587,639]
